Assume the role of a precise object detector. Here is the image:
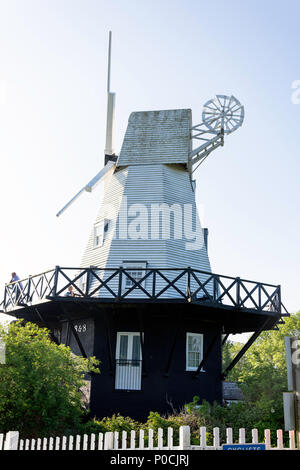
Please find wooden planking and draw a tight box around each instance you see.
[80,164,212,298]
[117,109,191,167]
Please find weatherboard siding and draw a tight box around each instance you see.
[80,164,212,298]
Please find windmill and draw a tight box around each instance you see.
[56,33,245,299]
[1,32,287,420]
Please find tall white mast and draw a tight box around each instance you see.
[104,31,115,160]
[55,31,117,217]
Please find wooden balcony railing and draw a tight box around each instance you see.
[1,266,288,316]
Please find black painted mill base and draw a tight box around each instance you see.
[7,297,282,421]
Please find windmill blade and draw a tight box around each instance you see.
[85,160,115,192]
[56,160,115,217]
[56,186,87,218]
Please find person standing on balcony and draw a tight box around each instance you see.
[9,272,23,304]
[10,272,20,283]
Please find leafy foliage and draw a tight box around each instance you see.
[79,414,141,436]
[219,310,300,440]
[0,320,99,438]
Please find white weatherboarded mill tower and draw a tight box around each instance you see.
[56,32,244,297]
[80,108,212,298]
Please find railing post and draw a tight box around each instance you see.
[213,275,218,301]
[277,285,281,313]
[152,270,156,298]
[27,275,31,303]
[4,431,19,450]
[52,266,59,297]
[236,277,241,308]
[186,267,191,301]
[3,284,7,311]
[179,426,190,450]
[117,267,123,300]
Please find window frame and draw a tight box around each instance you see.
[93,220,104,248]
[122,261,148,292]
[93,219,111,248]
[115,331,144,360]
[115,332,143,391]
[186,332,204,371]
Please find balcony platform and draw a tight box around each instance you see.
[1,266,288,334]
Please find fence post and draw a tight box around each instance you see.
[200,426,207,449]
[289,430,296,450]
[4,431,19,450]
[213,427,220,449]
[264,429,271,450]
[277,429,284,449]
[226,428,233,444]
[239,428,246,444]
[252,429,258,444]
[104,432,114,450]
[179,426,190,450]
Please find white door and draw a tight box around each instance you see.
[115,332,142,390]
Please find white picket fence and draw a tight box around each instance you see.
[0,426,298,450]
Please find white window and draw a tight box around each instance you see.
[122,262,147,291]
[94,221,104,247]
[115,332,142,390]
[94,219,111,248]
[186,333,203,371]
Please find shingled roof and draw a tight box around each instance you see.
[117,109,192,167]
[223,381,244,401]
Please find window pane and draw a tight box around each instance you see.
[125,269,143,288]
[132,335,141,362]
[188,351,200,368]
[187,334,202,369]
[119,335,128,360]
[188,335,201,353]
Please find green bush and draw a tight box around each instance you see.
[0,320,100,438]
[184,397,285,444]
[77,414,141,438]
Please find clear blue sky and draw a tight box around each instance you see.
[0,0,299,328]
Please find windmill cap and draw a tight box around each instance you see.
[117,108,192,167]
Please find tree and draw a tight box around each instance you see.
[224,311,300,390]
[221,311,300,437]
[0,320,99,437]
